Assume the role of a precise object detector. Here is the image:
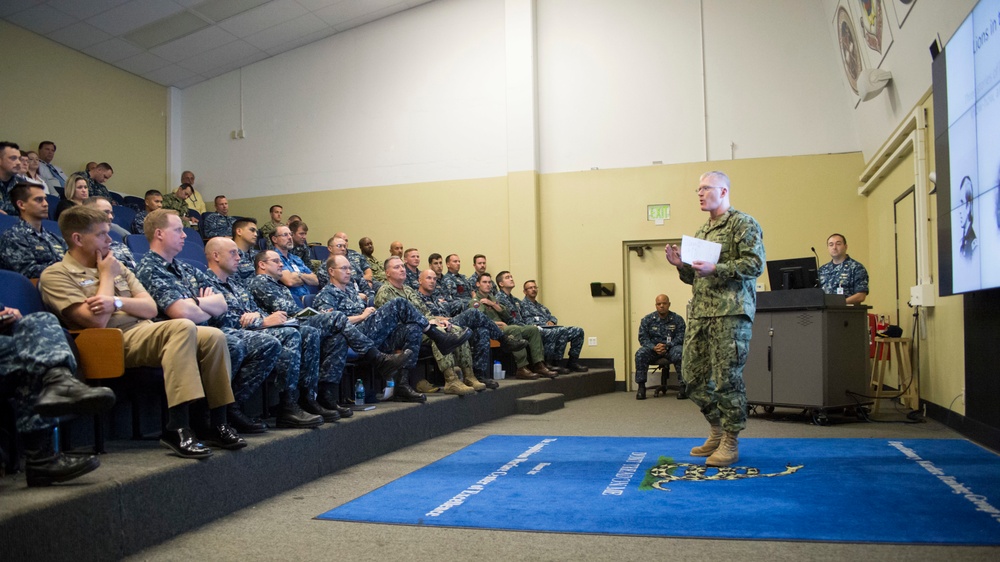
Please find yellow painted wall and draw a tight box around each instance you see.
[0,21,168,195]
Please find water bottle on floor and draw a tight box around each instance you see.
[355,379,365,406]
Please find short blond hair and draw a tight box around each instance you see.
[144,208,180,242]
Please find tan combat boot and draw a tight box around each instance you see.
[689,424,724,457]
[458,367,486,391]
[705,431,739,467]
[442,367,476,396]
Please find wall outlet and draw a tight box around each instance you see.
[588,337,597,346]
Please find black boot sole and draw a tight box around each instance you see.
[34,391,116,418]
[26,456,100,487]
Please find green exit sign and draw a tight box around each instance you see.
[647,204,670,221]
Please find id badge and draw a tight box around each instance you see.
[836,287,844,295]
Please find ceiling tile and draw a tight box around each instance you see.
[242,12,327,51]
[85,0,185,36]
[115,51,172,75]
[44,0,133,20]
[47,20,113,50]
[81,37,144,63]
[124,10,210,49]
[191,0,270,23]
[0,0,45,19]
[217,0,307,37]
[172,75,206,89]
[151,25,237,62]
[313,0,369,27]
[262,25,335,55]
[177,39,260,74]
[4,3,77,35]
[141,63,198,86]
[333,4,399,32]
[293,0,342,11]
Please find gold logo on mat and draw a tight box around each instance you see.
[640,456,803,492]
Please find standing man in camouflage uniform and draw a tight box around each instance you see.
[231,218,259,282]
[634,294,685,400]
[818,233,868,304]
[257,205,284,246]
[135,209,281,435]
[359,237,385,283]
[42,206,241,459]
[416,269,527,389]
[0,183,67,278]
[201,196,238,239]
[1,301,116,485]
[470,273,556,380]
[204,237,327,427]
[248,251,416,411]
[665,171,765,468]
[521,279,589,374]
[161,183,198,227]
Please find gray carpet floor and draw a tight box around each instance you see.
[127,390,1000,561]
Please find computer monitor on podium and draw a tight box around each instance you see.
[766,257,818,291]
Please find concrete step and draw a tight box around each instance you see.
[516,392,565,415]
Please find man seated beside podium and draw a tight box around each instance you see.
[634,294,686,401]
[817,233,868,305]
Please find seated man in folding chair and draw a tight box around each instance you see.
[634,294,686,401]
[1,300,115,486]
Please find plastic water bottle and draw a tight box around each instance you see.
[493,360,502,379]
[383,379,395,400]
[355,379,365,406]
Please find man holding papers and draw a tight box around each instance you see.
[664,171,765,468]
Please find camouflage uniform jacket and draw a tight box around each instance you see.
[131,210,148,235]
[495,290,525,325]
[638,310,686,352]
[441,271,473,301]
[365,254,386,282]
[257,221,283,247]
[416,290,450,318]
[314,283,365,316]
[135,251,218,323]
[520,298,558,326]
[677,208,765,321]
[0,219,67,278]
[160,193,193,227]
[818,256,868,297]
[204,270,265,330]
[468,290,513,324]
[375,282,433,320]
[1,173,28,215]
[404,266,420,290]
[247,273,304,315]
[202,213,237,239]
[235,247,257,282]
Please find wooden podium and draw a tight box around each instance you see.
[744,289,871,423]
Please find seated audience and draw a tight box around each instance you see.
[201,195,238,239]
[83,196,137,269]
[257,205,284,244]
[269,225,318,305]
[359,236,386,282]
[35,141,67,192]
[521,279,588,373]
[131,189,163,234]
[441,253,474,304]
[82,163,114,202]
[180,171,206,214]
[22,150,54,195]
[54,173,89,220]
[231,218,259,282]
[161,183,198,227]
[1,141,28,215]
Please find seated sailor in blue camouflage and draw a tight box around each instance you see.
[440,253,474,304]
[231,218,260,282]
[416,268,528,390]
[204,238,328,428]
[520,279,589,374]
[1,303,115,486]
[201,195,239,239]
[818,233,869,305]
[82,163,114,203]
[316,255,461,395]
[131,190,162,234]
[286,220,321,272]
[335,231,378,292]
[495,272,570,375]
[427,253,463,316]
[374,257,477,397]
[318,235,373,295]
[402,248,422,290]
[248,250,416,410]
[1,141,29,215]
[633,294,685,400]
[135,209,281,436]
[0,183,67,278]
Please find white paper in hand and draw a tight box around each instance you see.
[681,235,722,265]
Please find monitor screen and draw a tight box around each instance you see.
[766,257,819,291]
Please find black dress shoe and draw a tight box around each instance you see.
[335,404,354,418]
[546,362,570,375]
[160,428,213,459]
[426,326,472,355]
[301,397,340,422]
[636,384,647,400]
[275,403,323,429]
[199,424,247,450]
[34,367,116,417]
[25,452,101,487]
[676,386,688,400]
[227,405,268,434]
[393,383,427,403]
[566,362,589,373]
[475,374,500,389]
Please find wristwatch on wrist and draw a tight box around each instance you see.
[113,297,123,311]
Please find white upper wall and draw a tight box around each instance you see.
[180,0,872,196]
[823,0,978,160]
[181,0,507,199]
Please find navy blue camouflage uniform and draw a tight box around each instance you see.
[0,219,67,278]
[818,256,869,297]
[131,210,148,235]
[235,247,256,282]
[135,251,280,404]
[521,297,586,364]
[374,282,471,373]
[205,271,321,402]
[0,311,76,434]
[202,213,238,239]
[248,273,376,386]
[1,173,28,215]
[634,310,685,384]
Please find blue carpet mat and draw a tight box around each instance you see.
[316,436,1000,544]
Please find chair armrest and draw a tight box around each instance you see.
[70,329,126,379]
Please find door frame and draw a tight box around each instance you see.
[622,238,680,391]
